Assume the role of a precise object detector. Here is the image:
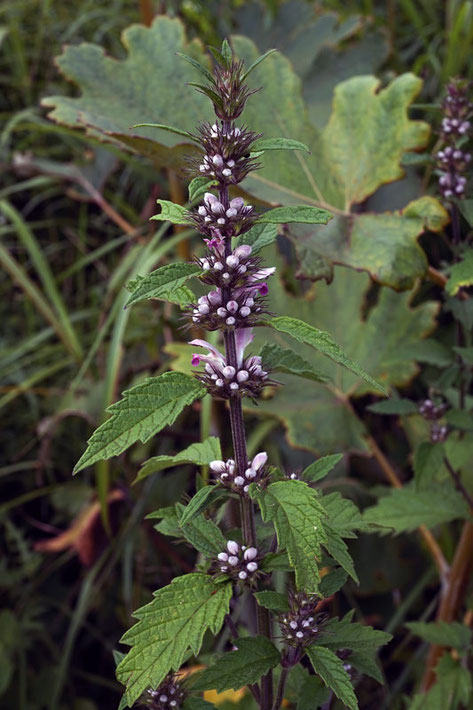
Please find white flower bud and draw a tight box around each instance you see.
[217,307,227,317]
[245,468,256,479]
[238,571,248,579]
[296,631,304,639]
[230,382,239,390]
[198,304,209,314]
[239,306,251,318]
[212,154,224,167]
[227,159,235,167]
[290,621,298,629]
[252,452,268,470]
[214,261,223,271]
[227,540,239,555]
[226,316,236,325]
[237,370,249,383]
[217,218,226,225]
[204,216,212,222]
[208,290,222,305]
[160,695,168,703]
[215,379,224,387]
[234,244,252,259]
[244,547,258,561]
[209,461,227,473]
[222,168,232,177]
[226,208,237,218]
[228,555,239,566]
[222,272,231,280]
[226,300,239,313]
[245,297,255,307]
[234,475,245,486]
[229,197,244,211]
[205,363,213,374]
[246,562,258,573]
[222,365,236,379]
[204,192,217,205]
[302,620,310,627]
[210,201,225,215]
[218,552,229,562]
[198,206,207,215]
[226,255,239,268]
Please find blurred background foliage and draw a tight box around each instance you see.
[1,1,473,709]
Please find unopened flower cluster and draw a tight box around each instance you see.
[209,451,268,494]
[138,675,185,710]
[436,79,471,200]
[279,591,328,649]
[418,398,449,442]
[215,539,261,583]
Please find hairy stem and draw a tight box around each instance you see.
[272,668,288,710]
[443,455,473,508]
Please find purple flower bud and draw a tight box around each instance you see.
[226,300,239,313]
[230,197,244,211]
[208,290,222,305]
[191,354,201,366]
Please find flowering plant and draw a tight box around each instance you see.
[74,40,390,710]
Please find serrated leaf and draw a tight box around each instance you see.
[260,342,331,384]
[252,137,310,153]
[367,398,418,415]
[188,177,217,202]
[302,454,343,482]
[267,315,387,395]
[323,524,357,582]
[251,480,327,591]
[234,223,278,253]
[253,591,289,612]
[446,248,473,295]
[306,645,358,710]
[321,491,371,538]
[249,254,437,455]
[314,613,391,685]
[151,200,193,226]
[363,483,470,533]
[296,675,330,710]
[319,568,348,598]
[405,621,471,651]
[256,206,332,225]
[176,503,226,556]
[43,18,212,168]
[117,574,231,706]
[179,485,226,526]
[409,654,472,710]
[135,437,222,483]
[260,552,292,572]
[413,442,445,488]
[74,373,205,472]
[126,263,201,308]
[194,636,280,693]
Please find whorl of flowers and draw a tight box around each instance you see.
[138,675,186,710]
[436,79,472,201]
[279,591,329,650]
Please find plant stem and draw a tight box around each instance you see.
[443,455,473,508]
[272,668,288,710]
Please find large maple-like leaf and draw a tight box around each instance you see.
[232,37,448,289]
[42,17,212,167]
[248,249,438,455]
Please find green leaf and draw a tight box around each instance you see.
[234,223,278,253]
[453,346,473,366]
[176,51,215,84]
[43,18,212,168]
[319,568,348,598]
[135,436,222,483]
[260,552,292,572]
[413,442,445,488]
[256,206,332,225]
[458,198,473,226]
[306,645,358,710]
[396,338,453,367]
[323,524,357,582]
[117,574,231,707]
[367,398,418,415]
[253,591,290,612]
[446,409,473,431]
[405,621,471,652]
[74,373,205,472]
[363,483,471,533]
[151,200,193,226]
[267,315,387,395]
[296,675,330,710]
[179,485,226,526]
[193,636,280,693]
[446,248,473,295]
[409,654,472,710]
[241,48,277,81]
[126,263,201,308]
[221,38,232,65]
[314,613,391,684]
[250,480,327,591]
[130,123,196,141]
[188,177,217,203]
[176,503,226,557]
[260,342,331,384]
[302,454,343,483]
[252,137,310,153]
[182,698,216,710]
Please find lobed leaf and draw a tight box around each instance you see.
[74,373,205,472]
[306,645,358,710]
[117,574,232,706]
[267,315,387,395]
[135,436,221,483]
[251,480,327,591]
[193,636,280,693]
[446,248,473,295]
